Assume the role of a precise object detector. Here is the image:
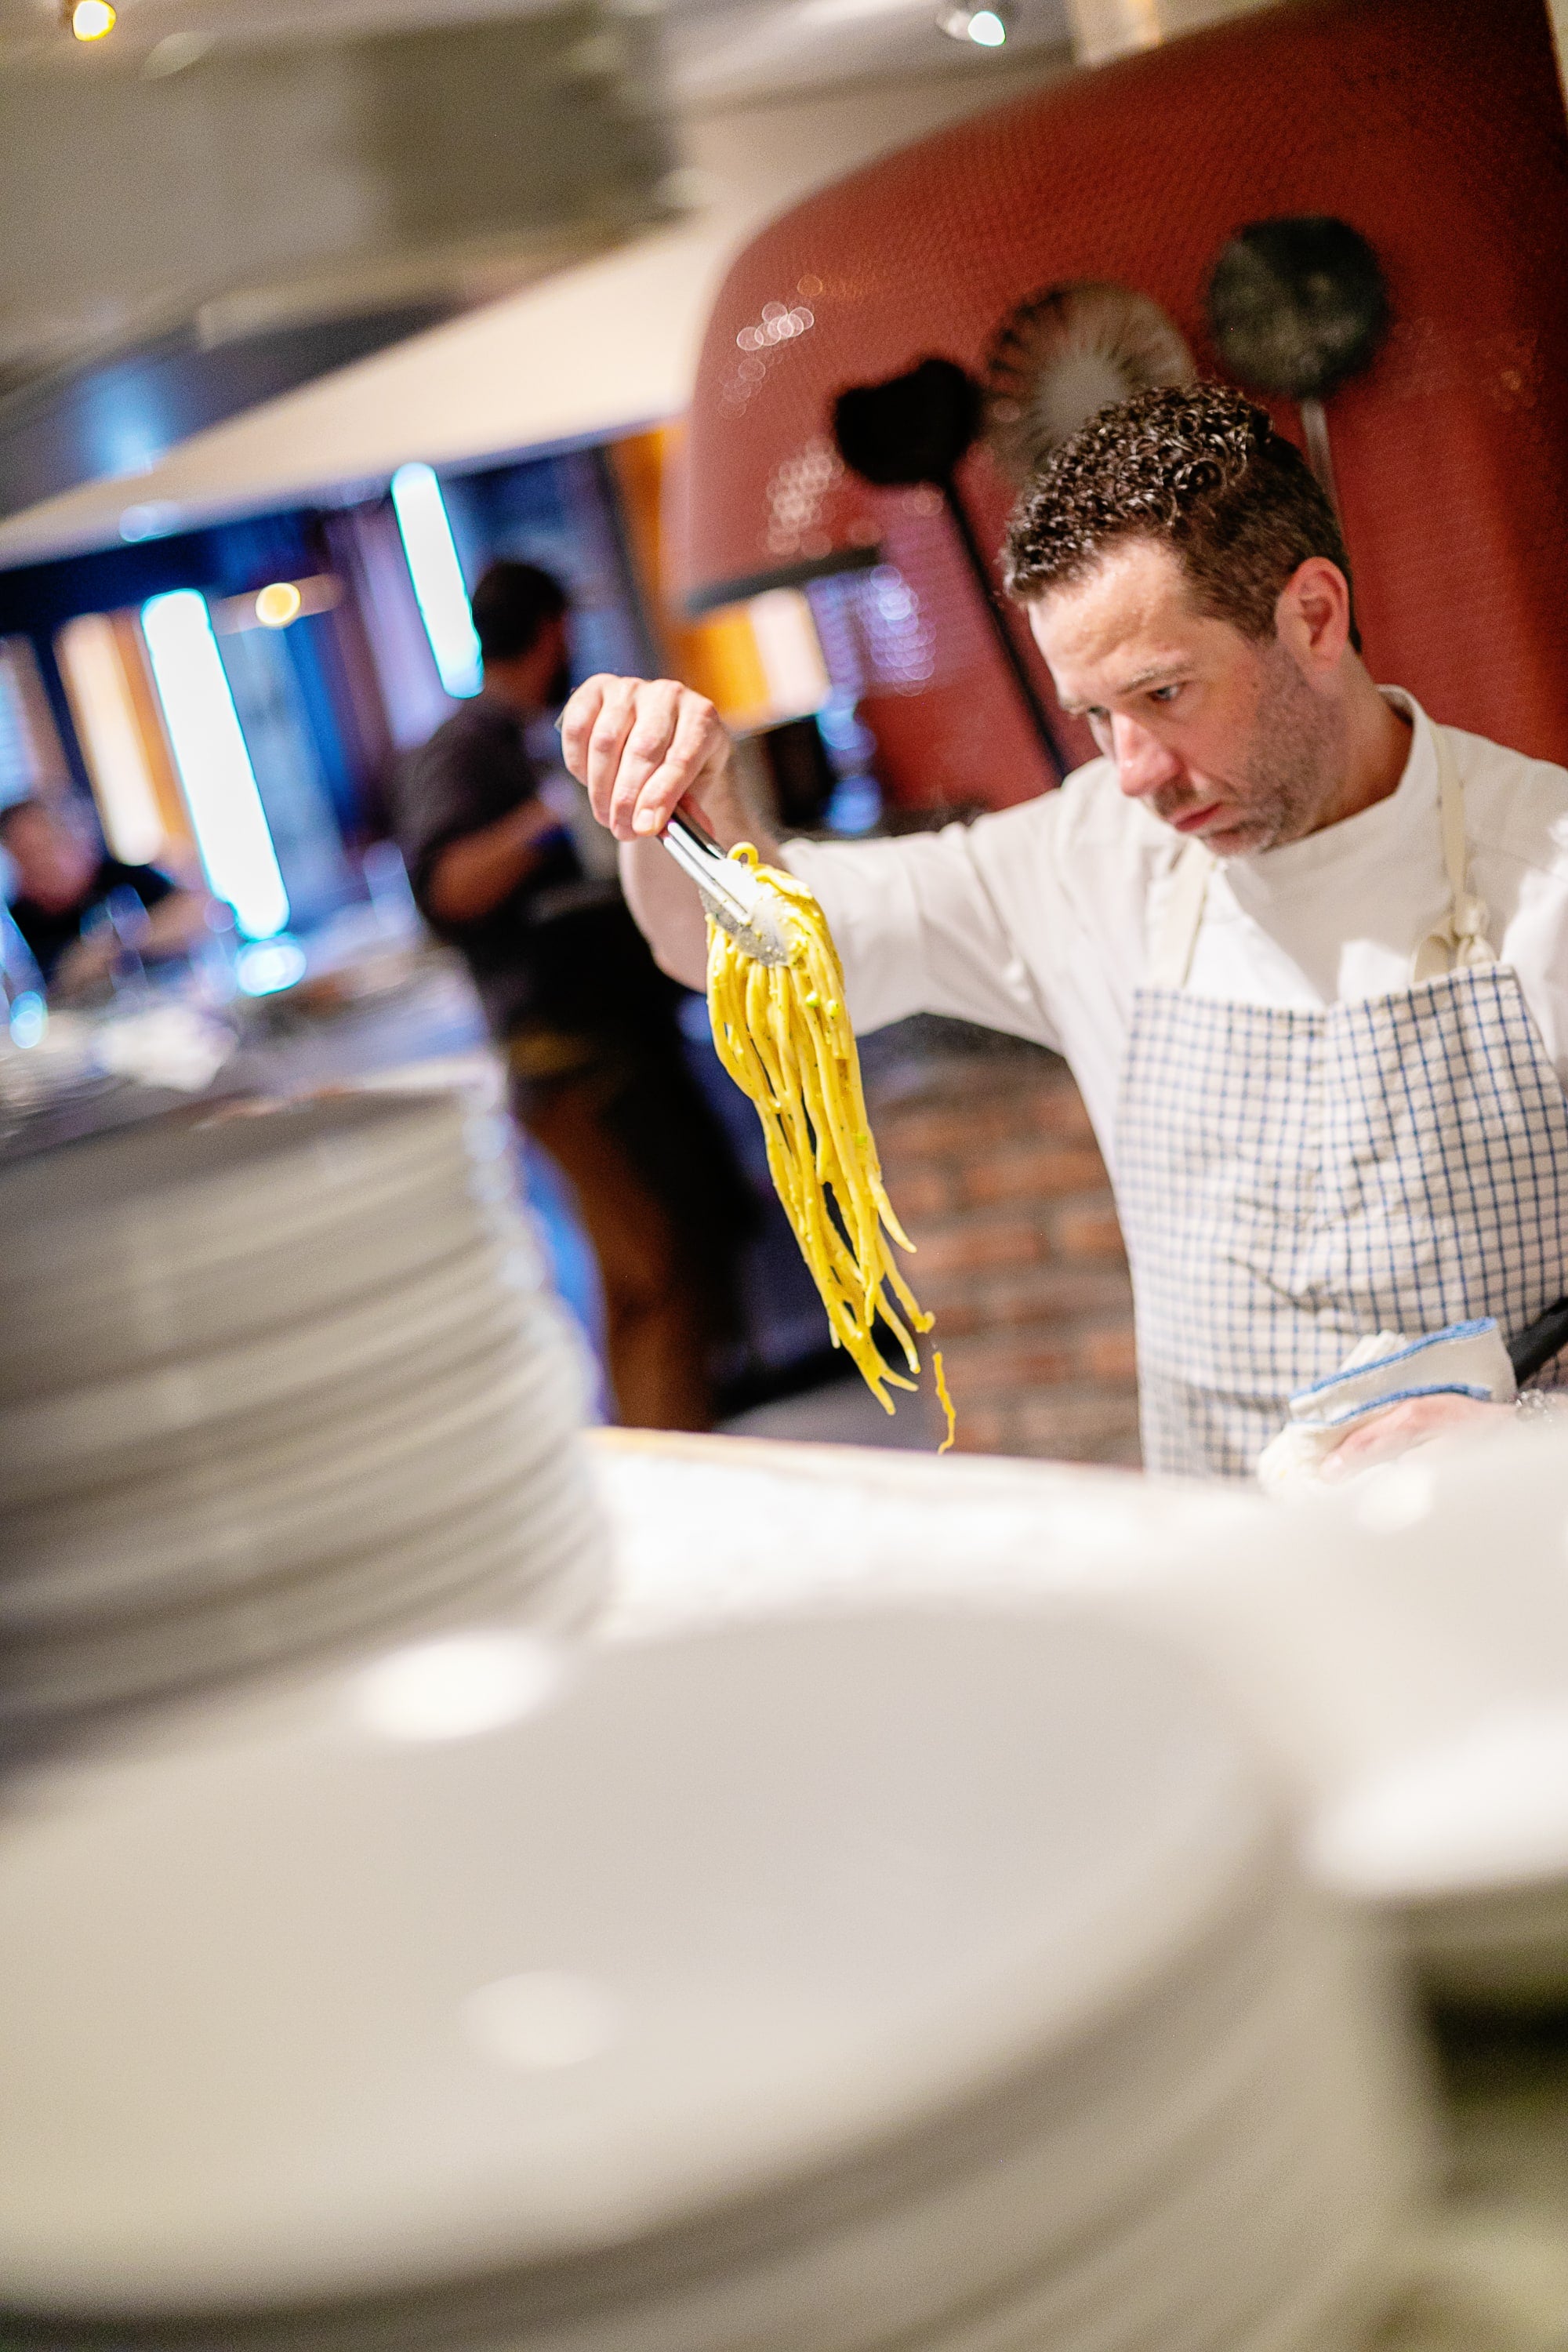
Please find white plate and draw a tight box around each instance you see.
[0,1094,512,1269]
[0,1180,518,1401]
[1145,1429,1568,1996]
[0,1316,579,1541]
[2,1336,520,1566]
[0,1452,610,1730]
[3,1295,591,1596]
[1,1344,589,1629]
[589,1426,1568,2002]
[0,1243,539,1506]
[0,1614,1276,2316]
[422,1885,1407,2352]
[5,1297,590,1553]
[222,1893,1412,2352]
[0,1093,486,1290]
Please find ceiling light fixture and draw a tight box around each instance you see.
[66,0,117,40]
[938,2,1008,39]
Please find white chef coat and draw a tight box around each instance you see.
[782,691,1568,1176]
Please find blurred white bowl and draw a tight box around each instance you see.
[590,1424,1568,2005]
[0,1612,1424,2347]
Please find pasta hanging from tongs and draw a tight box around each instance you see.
[705,845,955,1449]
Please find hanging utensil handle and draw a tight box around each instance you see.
[940,481,1068,782]
[1299,397,1341,521]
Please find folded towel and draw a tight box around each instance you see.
[1257,1319,1515,1496]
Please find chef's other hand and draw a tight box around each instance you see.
[1319,1392,1510,1480]
[561,676,736,844]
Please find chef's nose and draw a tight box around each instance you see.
[1110,715,1184,800]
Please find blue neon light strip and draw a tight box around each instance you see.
[390,462,482,699]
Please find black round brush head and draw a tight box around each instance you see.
[832,358,983,488]
[1206,216,1389,403]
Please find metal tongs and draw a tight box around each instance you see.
[661,812,792,966]
[554,713,791,964]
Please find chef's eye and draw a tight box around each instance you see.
[1148,684,1182,706]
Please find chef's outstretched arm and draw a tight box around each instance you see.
[560,674,783,992]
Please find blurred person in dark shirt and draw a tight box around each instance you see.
[393,561,752,1432]
[0,797,209,1000]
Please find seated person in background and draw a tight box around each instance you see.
[392,561,753,1434]
[0,797,209,1001]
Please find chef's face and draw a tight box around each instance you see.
[1027,539,1348,857]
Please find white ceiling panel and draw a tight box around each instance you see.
[1,0,1070,100]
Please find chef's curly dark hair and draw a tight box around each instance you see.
[1003,382,1359,652]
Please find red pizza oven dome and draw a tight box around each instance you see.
[677,0,1568,812]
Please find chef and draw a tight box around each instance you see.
[561,383,1568,1480]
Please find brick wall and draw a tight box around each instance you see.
[865,1022,1141,1467]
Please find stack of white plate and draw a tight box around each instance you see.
[0,1092,607,1740]
[594,1421,1568,2010]
[0,1008,122,1138]
[0,1613,1427,2350]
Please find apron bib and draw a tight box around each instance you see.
[1116,734,1568,1479]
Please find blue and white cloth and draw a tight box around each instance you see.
[1256,1319,1516,1494]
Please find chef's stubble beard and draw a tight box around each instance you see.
[1219,642,1348,855]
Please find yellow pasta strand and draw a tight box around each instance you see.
[706,844,954,1441]
[934,1350,956,1454]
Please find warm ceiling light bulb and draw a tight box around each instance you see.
[69,0,117,38]
[254,581,303,629]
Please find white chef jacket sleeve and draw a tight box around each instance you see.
[781,813,1064,1049]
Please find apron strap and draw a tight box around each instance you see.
[1147,837,1214,989]
[1414,727,1496,980]
[1146,723,1496,993]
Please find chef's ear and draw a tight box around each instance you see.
[1275,558,1352,678]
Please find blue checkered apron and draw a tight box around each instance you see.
[1115,734,1568,1479]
